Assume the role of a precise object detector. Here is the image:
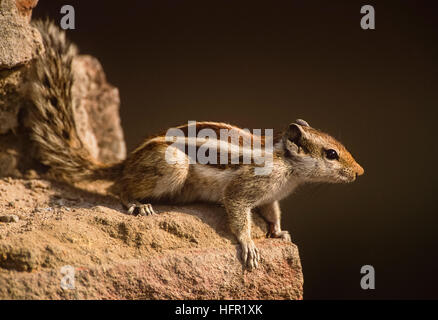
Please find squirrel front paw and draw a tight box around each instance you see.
[240,239,260,270]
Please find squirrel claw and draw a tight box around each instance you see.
[127,203,156,216]
[240,240,260,270]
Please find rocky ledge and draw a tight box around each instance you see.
[0,177,303,299]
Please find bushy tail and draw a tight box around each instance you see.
[25,20,123,183]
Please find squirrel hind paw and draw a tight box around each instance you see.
[126,202,156,216]
[267,228,291,242]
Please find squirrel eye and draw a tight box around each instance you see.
[325,149,339,160]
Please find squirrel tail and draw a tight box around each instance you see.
[25,20,123,183]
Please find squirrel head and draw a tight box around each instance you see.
[282,119,364,183]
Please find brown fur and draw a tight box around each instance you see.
[25,21,364,269]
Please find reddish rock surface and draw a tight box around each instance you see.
[0,0,43,137]
[0,178,303,299]
[15,0,39,21]
[0,0,43,71]
[71,55,126,163]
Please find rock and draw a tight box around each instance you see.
[0,149,20,177]
[0,69,24,134]
[0,178,303,299]
[0,0,43,70]
[0,0,43,176]
[71,55,126,163]
[15,0,39,22]
[0,214,19,223]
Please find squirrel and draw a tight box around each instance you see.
[24,20,364,269]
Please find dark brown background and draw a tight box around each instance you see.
[33,0,438,299]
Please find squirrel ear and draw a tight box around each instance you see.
[295,119,310,127]
[286,123,304,145]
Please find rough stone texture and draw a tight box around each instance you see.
[0,0,43,70]
[72,55,126,162]
[0,0,43,177]
[0,0,42,135]
[15,0,38,22]
[0,0,126,177]
[0,68,24,135]
[0,214,19,222]
[0,178,303,299]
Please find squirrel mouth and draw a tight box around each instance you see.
[338,171,356,183]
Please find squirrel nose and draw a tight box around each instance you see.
[356,164,364,177]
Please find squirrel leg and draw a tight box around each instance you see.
[223,198,260,270]
[258,201,291,242]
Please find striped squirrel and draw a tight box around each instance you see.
[24,21,364,269]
